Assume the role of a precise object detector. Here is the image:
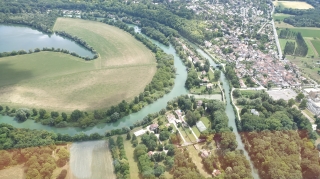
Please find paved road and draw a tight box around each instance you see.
[270,5,282,60]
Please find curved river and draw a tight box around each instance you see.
[0,24,258,179]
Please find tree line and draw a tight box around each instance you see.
[0,46,98,60]
[109,136,130,179]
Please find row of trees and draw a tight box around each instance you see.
[225,64,240,88]
[0,46,97,60]
[55,30,98,59]
[294,32,308,57]
[279,29,297,39]
[109,136,130,179]
[284,41,295,55]
[141,27,169,46]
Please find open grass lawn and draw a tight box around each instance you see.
[123,138,140,179]
[190,86,206,94]
[305,38,318,57]
[303,109,317,121]
[311,40,320,56]
[192,125,201,137]
[240,90,257,97]
[200,117,211,129]
[286,56,320,83]
[186,146,211,178]
[0,18,156,111]
[273,1,314,9]
[273,13,293,21]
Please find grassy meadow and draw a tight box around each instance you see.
[0,18,156,111]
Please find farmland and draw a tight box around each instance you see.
[0,18,156,111]
[69,140,116,179]
[272,1,314,9]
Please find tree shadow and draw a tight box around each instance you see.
[0,61,34,87]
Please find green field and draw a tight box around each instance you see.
[311,40,320,56]
[282,28,320,38]
[0,18,156,111]
[273,13,293,21]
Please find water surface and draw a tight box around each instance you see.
[0,24,94,58]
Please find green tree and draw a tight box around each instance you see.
[299,99,307,109]
[39,109,46,118]
[288,98,295,107]
[296,93,305,102]
[126,132,131,140]
[214,70,221,81]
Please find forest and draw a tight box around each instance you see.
[234,90,320,179]
[0,145,69,179]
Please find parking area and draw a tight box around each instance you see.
[267,89,297,101]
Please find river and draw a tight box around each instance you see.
[0,24,258,178]
[0,24,188,135]
[195,47,259,179]
[0,24,94,58]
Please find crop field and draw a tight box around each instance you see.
[0,18,156,111]
[69,140,116,179]
[273,1,314,9]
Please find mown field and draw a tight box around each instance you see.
[0,18,156,111]
[273,1,314,9]
[311,40,320,56]
[70,140,116,179]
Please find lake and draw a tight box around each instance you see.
[0,24,94,58]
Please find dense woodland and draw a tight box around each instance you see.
[0,145,69,179]
[234,90,320,179]
[275,0,320,27]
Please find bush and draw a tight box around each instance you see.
[56,169,67,179]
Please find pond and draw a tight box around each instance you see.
[0,24,94,58]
